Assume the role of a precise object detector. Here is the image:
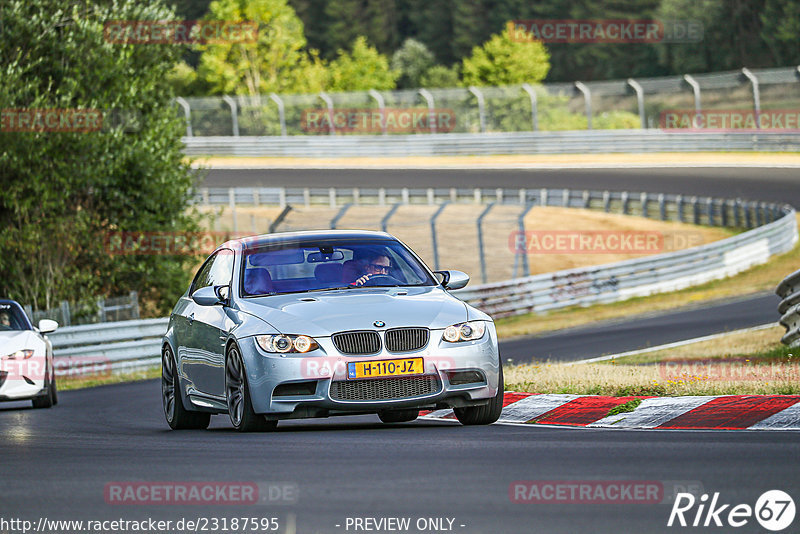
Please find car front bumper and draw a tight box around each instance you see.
[240,324,501,418]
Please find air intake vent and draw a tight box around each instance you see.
[385,328,429,352]
[330,375,440,401]
[332,331,381,355]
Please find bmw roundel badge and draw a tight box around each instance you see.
[373,320,385,328]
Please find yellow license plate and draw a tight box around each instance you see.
[347,358,424,379]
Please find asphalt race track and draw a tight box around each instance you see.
[1,380,798,534]
[203,167,800,205]
[501,292,780,364]
[1,167,797,534]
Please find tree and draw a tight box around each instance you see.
[0,0,202,314]
[391,39,435,89]
[326,36,397,91]
[420,65,460,88]
[197,0,327,95]
[461,26,550,86]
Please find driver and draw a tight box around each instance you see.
[352,253,392,286]
[0,311,11,328]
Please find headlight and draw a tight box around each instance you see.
[255,334,319,354]
[3,350,34,360]
[442,321,486,342]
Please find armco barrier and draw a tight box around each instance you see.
[48,202,797,375]
[455,206,797,318]
[777,269,800,346]
[182,131,800,157]
[48,318,168,374]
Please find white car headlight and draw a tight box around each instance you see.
[442,321,486,343]
[3,349,34,360]
[256,334,319,354]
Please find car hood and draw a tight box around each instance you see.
[0,330,40,355]
[237,286,467,336]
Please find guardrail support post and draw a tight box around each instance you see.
[721,200,729,227]
[468,86,487,133]
[621,191,629,215]
[707,197,715,225]
[658,194,666,220]
[368,89,388,135]
[174,97,193,137]
[278,188,286,209]
[684,74,702,114]
[222,95,240,136]
[541,188,548,206]
[521,83,539,131]
[378,188,386,206]
[474,188,482,204]
[430,202,449,270]
[603,191,610,212]
[575,82,592,129]
[513,204,536,279]
[269,93,287,136]
[329,188,336,208]
[496,188,504,204]
[477,202,495,284]
[582,190,590,208]
[427,188,435,205]
[303,188,311,207]
[519,188,527,205]
[353,188,360,206]
[734,199,742,227]
[319,92,335,135]
[745,202,753,228]
[756,203,763,226]
[562,189,570,207]
[676,195,684,222]
[381,203,401,232]
[402,188,410,204]
[418,89,436,134]
[692,196,700,224]
[641,192,649,218]
[627,78,646,129]
[741,68,761,128]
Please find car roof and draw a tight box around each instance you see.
[222,230,397,251]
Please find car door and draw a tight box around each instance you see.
[182,249,235,398]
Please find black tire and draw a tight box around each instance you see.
[453,365,504,426]
[49,367,58,406]
[162,346,210,430]
[31,367,54,409]
[225,344,277,432]
[378,409,419,423]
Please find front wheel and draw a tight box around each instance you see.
[453,365,504,426]
[225,344,277,432]
[31,365,55,409]
[162,346,210,430]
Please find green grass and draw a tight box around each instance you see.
[606,399,643,417]
[59,366,160,391]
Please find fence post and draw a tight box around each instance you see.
[269,93,287,136]
[582,190,590,208]
[513,204,536,279]
[745,202,753,228]
[575,82,592,129]
[418,89,436,134]
[97,297,105,323]
[352,188,360,206]
[430,202,449,270]
[468,86,487,133]
[368,89,387,135]
[540,188,548,206]
[627,78,646,129]
[319,92,335,135]
[222,95,239,136]
[684,74,702,114]
[741,68,761,128]
[496,188,504,204]
[521,83,539,131]
[129,291,139,320]
[476,203,495,284]
[519,188,526,204]
[330,203,352,229]
[60,301,71,327]
[174,97,193,137]
[381,203,401,232]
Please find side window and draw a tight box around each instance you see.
[190,249,233,294]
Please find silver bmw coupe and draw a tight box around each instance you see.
[161,230,503,431]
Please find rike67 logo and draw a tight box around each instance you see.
[668,490,795,531]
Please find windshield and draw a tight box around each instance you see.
[0,302,31,331]
[241,239,436,296]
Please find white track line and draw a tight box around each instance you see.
[565,323,778,365]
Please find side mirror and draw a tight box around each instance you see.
[38,319,59,334]
[434,270,470,290]
[192,286,223,306]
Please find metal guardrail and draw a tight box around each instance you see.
[48,318,168,375]
[183,130,800,157]
[456,206,797,318]
[777,269,800,346]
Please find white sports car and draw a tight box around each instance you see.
[0,300,59,408]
